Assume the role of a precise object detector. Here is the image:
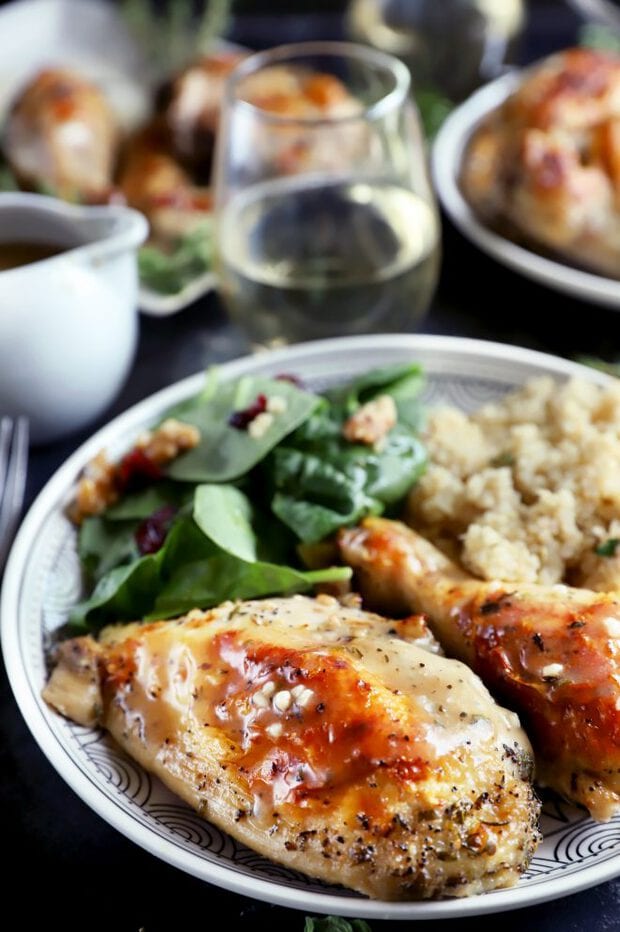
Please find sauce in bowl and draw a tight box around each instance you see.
[0,241,64,271]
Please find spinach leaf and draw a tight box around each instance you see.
[193,484,257,562]
[70,551,163,629]
[149,555,350,620]
[166,374,319,482]
[346,426,427,503]
[70,515,214,628]
[266,396,427,543]
[304,917,372,932]
[270,448,379,543]
[78,515,140,582]
[325,361,424,428]
[138,219,213,296]
[105,481,193,520]
[71,491,350,628]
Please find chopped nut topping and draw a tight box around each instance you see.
[342,394,397,446]
[266,722,283,739]
[136,418,200,465]
[603,617,620,638]
[315,593,339,607]
[541,663,564,679]
[273,689,292,712]
[68,451,118,522]
[266,395,288,415]
[252,691,270,709]
[248,411,274,439]
[296,687,315,708]
[68,419,200,524]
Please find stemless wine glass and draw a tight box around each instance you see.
[213,41,441,348]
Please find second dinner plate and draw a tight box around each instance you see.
[432,72,620,309]
[3,334,620,919]
[0,0,221,317]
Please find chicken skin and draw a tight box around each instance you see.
[340,518,620,820]
[157,51,246,181]
[5,68,118,201]
[44,595,540,899]
[117,119,213,244]
[461,48,620,279]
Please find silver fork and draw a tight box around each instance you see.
[0,417,29,575]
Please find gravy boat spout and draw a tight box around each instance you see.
[0,192,148,260]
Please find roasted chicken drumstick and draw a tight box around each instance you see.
[340,517,620,820]
[5,68,118,201]
[44,595,540,899]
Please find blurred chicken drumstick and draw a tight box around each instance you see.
[5,68,118,201]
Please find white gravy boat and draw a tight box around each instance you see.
[0,193,148,443]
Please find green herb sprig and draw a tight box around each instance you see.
[121,0,233,81]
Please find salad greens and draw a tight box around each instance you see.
[70,363,427,630]
[138,220,214,295]
[304,918,372,932]
[577,355,620,379]
[413,86,453,141]
[167,373,320,482]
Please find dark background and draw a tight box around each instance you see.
[3,2,620,931]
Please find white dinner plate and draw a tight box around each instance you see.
[3,334,620,920]
[0,0,219,317]
[432,72,620,309]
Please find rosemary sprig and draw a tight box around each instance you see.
[121,0,233,81]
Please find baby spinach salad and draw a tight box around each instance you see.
[137,220,213,295]
[70,362,427,630]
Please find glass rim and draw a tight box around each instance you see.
[224,40,412,127]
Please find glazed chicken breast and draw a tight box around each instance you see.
[4,68,118,201]
[461,48,620,278]
[44,595,540,899]
[340,518,620,820]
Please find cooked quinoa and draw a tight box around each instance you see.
[407,376,620,588]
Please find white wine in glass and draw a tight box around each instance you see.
[214,42,440,347]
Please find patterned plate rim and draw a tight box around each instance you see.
[2,333,617,919]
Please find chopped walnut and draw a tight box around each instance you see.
[342,394,397,446]
[135,418,200,465]
[67,452,118,524]
[68,419,200,524]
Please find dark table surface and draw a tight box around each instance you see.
[4,3,620,931]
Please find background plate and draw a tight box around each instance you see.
[3,334,620,919]
[432,72,620,309]
[0,0,218,317]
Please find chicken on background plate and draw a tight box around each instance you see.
[461,47,620,279]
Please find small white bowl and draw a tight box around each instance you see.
[0,193,148,443]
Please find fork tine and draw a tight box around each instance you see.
[0,417,29,574]
[0,416,13,495]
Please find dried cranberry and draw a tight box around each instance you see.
[117,448,163,492]
[135,505,178,555]
[228,393,267,430]
[276,373,305,389]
